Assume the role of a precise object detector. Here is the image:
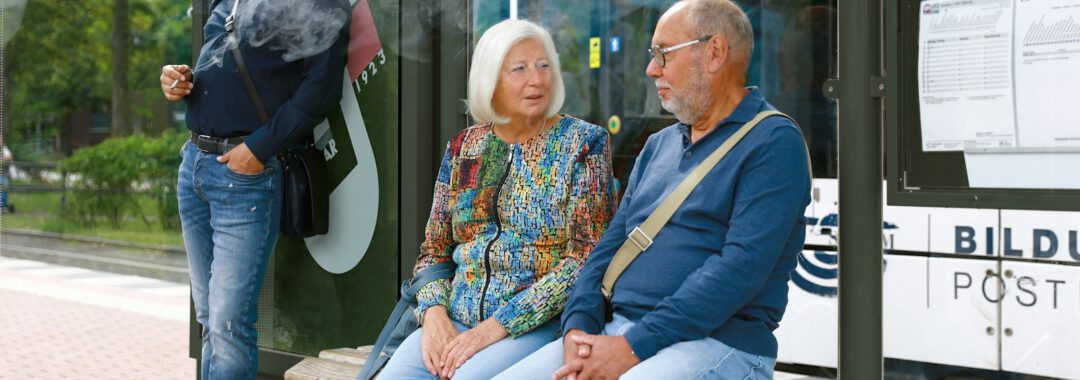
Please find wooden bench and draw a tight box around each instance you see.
[284,345,375,380]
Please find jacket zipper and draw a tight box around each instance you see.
[478,146,514,320]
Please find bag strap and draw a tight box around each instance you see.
[600,110,809,301]
[227,0,270,124]
[358,262,456,380]
[402,262,457,299]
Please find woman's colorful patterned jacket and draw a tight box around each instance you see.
[414,115,617,337]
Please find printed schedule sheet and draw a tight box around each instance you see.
[918,0,1080,152]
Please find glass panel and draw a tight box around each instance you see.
[267,0,401,355]
[5,0,191,242]
[896,0,1080,193]
[480,0,839,193]
[750,1,838,179]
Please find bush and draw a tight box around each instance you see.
[60,132,186,229]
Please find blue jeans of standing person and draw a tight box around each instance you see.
[1,175,8,211]
[494,314,775,380]
[178,140,282,380]
[2,164,10,211]
[378,318,560,380]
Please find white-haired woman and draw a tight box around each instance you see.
[378,19,616,380]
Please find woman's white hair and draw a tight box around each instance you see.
[468,19,565,125]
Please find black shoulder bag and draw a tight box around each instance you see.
[228,0,329,238]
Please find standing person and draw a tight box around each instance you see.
[498,0,811,379]
[1,136,12,213]
[159,0,348,378]
[377,19,617,380]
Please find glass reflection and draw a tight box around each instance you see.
[478,0,839,190]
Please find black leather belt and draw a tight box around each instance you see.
[190,132,248,154]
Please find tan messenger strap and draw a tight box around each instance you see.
[600,110,807,301]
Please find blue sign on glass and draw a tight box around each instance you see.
[610,36,621,53]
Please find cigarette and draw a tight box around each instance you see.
[169,79,180,89]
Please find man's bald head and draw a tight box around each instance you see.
[672,0,754,77]
[649,0,755,125]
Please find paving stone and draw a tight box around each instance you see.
[0,257,195,379]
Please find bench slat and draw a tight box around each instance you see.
[320,347,372,366]
[284,357,363,380]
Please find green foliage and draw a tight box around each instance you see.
[3,191,185,246]
[8,1,110,133]
[59,132,186,229]
[7,0,192,142]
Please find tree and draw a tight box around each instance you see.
[2,0,29,142]
[7,1,109,157]
[7,0,191,156]
[111,0,132,136]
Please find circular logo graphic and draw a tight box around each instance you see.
[792,250,838,297]
[302,79,380,274]
[608,115,622,135]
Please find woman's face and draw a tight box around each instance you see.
[492,38,553,123]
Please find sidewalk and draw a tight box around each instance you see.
[0,256,194,379]
[0,256,827,380]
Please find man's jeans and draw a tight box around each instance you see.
[178,141,282,379]
[495,314,776,380]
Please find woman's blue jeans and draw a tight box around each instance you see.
[178,141,282,379]
[378,318,561,380]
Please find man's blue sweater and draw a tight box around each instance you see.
[561,88,811,360]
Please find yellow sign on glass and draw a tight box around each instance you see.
[589,37,601,69]
[608,115,622,135]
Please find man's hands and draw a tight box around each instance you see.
[160,64,193,101]
[553,333,640,380]
[162,63,261,174]
[217,143,265,175]
[560,329,592,380]
[421,307,459,379]
[440,318,508,378]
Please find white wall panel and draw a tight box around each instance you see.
[777,250,839,368]
[1001,261,1080,379]
[885,256,999,370]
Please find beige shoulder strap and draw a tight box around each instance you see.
[600,110,810,301]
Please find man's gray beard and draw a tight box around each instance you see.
[661,65,712,125]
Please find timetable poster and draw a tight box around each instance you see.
[918,0,1080,152]
[918,0,1017,152]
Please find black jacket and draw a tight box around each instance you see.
[186,0,349,163]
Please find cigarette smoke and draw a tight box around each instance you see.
[197,0,348,72]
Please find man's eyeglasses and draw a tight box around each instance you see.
[647,35,713,68]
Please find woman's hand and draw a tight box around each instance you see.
[440,318,509,378]
[421,306,459,379]
[160,64,193,101]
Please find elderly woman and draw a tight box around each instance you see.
[378,19,616,380]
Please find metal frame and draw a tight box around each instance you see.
[190,0,472,377]
[837,0,884,378]
[399,0,472,281]
[257,349,305,377]
[190,2,207,377]
[885,1,1080,212]
[182,0,957,378]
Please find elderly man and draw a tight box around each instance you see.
[496,0,811,379]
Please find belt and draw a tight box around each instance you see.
[190,132,249,154]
